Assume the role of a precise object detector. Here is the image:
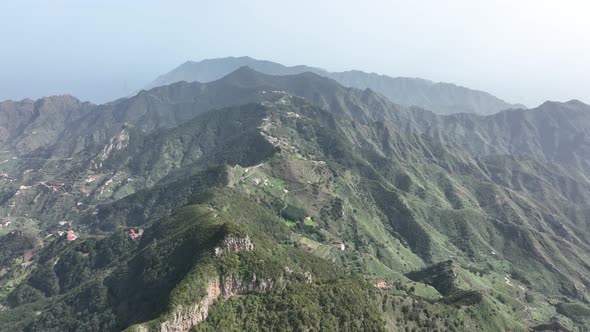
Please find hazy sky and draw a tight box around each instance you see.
[1,0,588,107]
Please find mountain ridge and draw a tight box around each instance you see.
[1,67,590,331]
[145,56,524,115]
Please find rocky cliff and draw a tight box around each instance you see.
[159,275,275,332]
[214,234,254,256]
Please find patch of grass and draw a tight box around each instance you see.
[303,218,317,227]
[283,220,296,228]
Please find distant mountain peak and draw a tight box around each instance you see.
[215,66,274,88]
[226,65,262,77]
[145,56,522,115]
[34,94,82,106]
[566,99,589,107]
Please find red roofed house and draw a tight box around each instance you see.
[129,229,143,240]
[66,230,77,241]
[376,279,387,289]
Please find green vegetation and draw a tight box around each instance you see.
[0,232,35,267]
[195,278,385,332]
[556,302,590,324]
[1,68,590,331]
[406,260,457,295]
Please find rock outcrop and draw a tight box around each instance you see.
[214,234,254,256]
[91,126,130,169]
[160,278,221,332]
[129,229,281,332]
[151,234,273,332]
[159,275,274,332]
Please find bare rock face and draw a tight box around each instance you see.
[283,266,312,284]
[160,278,221,332]
[91,126,130,169]
[221,274,275,297]
[158,275,274,332]
[214,235,254,256]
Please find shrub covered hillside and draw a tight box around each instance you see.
[1,68,590,331]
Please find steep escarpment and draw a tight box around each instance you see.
[158,275,276,332]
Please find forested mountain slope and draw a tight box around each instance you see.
[0,68,589,331]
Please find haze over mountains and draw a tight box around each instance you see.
[146,56,525,115]
[1,62,590,331]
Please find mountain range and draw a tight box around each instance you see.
[146,56,525,115]
[0,65,589,331]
